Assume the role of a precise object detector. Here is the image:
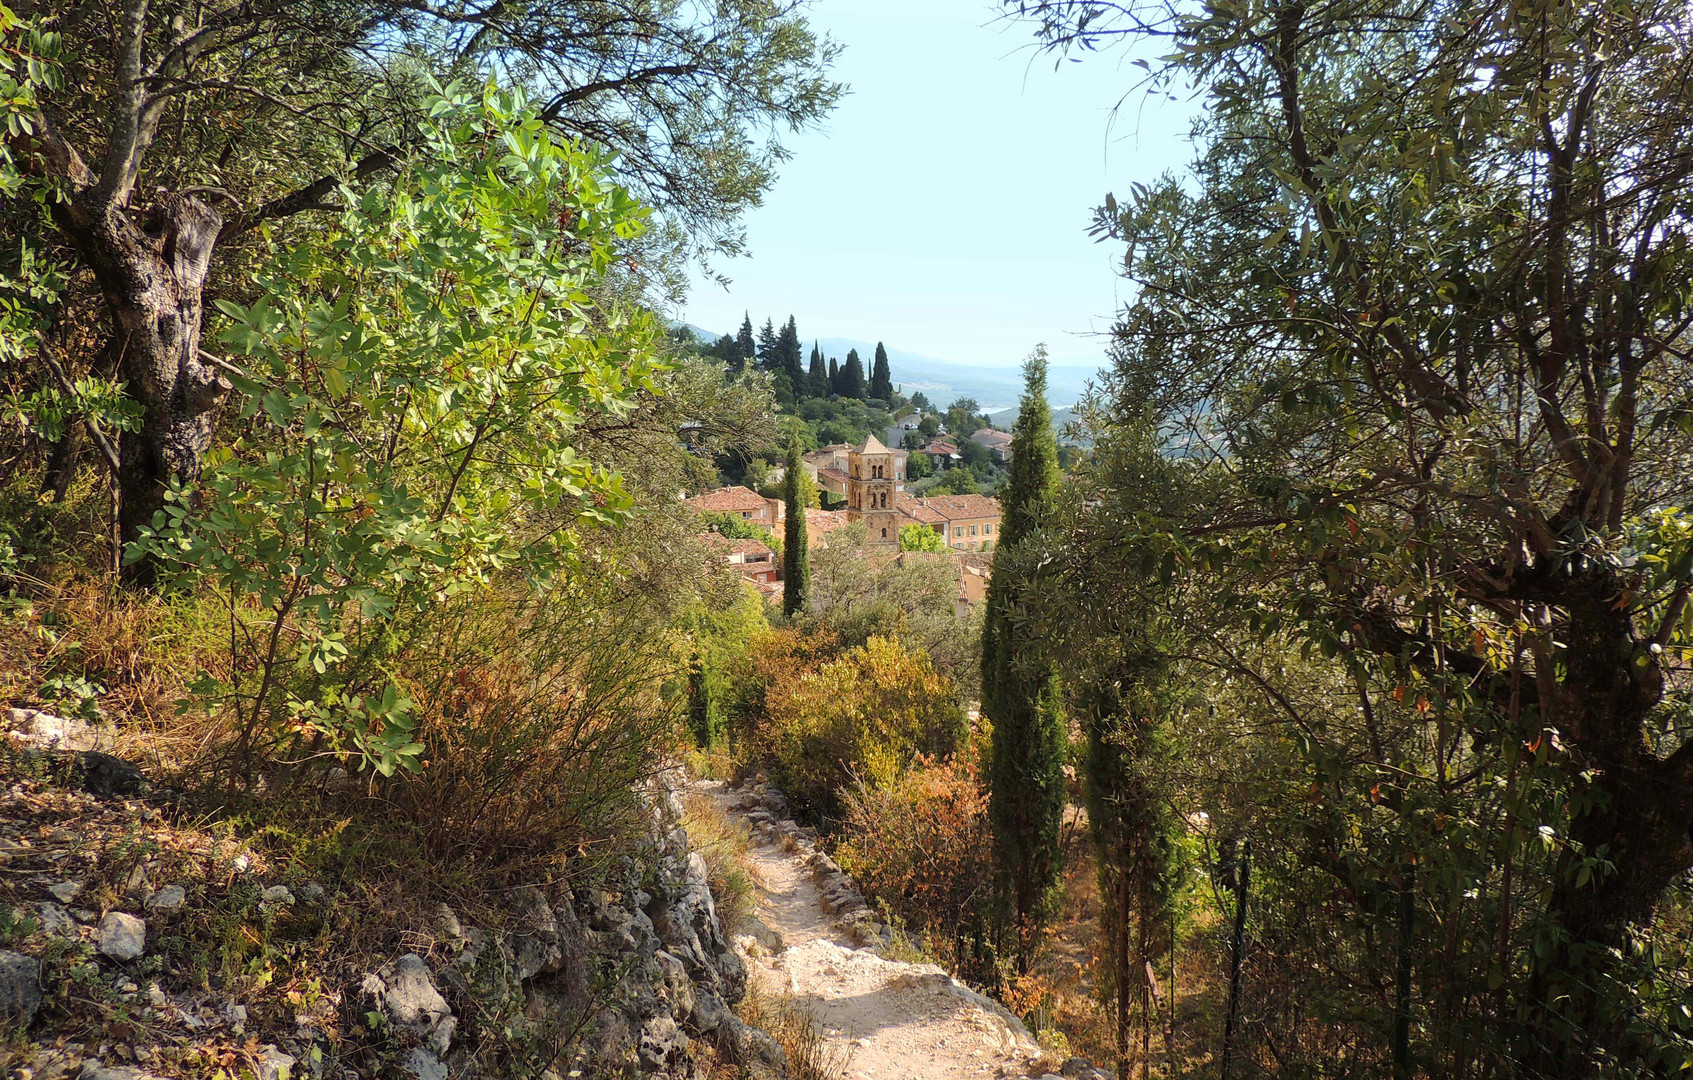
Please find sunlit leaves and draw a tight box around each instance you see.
[132,85,664,778]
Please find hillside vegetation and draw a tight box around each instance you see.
[5,0,1693,1078]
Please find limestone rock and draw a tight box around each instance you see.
[147,885,186,912]
[7,707,103,752]
[255,1046,296,1080]
[98,912,146,961]
[366,953,455,1057]
[0,949,42,1028]
[400,1046,447,1080]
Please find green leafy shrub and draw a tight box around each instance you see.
[764,635,965,819]
[133,81,663,783]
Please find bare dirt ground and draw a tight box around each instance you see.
[713,787,1052,1080]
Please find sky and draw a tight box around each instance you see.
[679,0,1199,370]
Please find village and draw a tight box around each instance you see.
[686,425,1013,612]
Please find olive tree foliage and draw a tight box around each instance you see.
[2,0,838,578]
[131,85,663,782]
[1010,0,1693,1069]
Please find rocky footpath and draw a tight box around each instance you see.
[0,712,786,1080]
[709,774,1116,1080]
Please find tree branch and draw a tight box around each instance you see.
[218,146,400,241]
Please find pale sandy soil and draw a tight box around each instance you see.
[717,789,1051,1080]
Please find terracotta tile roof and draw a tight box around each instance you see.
[805,508,852,535]
[729,537,773,558]
[898,494,1001,523]
[897,498,947,526]
[818,467,849,484]
[683,485,769,514]
[923,439,960,456]
[970,429,1013,447]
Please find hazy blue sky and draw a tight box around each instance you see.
[678,0,1198,370]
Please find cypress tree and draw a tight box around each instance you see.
[982,346,1065,971]
[870,341,893,400]
[756,317,779,369]
[808,342,828,398]
[828,355,840,395]
[782,433,810,617]
[842,348,867,399]
[778,316,805,392]
[736,313,756,368]
[688,655,719,748]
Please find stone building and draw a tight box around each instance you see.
[845,434,910,547]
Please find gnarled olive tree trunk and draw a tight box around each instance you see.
[54,188,230,582]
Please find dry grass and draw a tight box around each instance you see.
[0,576,229,772]
[736,980,852,1080]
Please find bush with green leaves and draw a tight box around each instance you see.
[135,82,663,781]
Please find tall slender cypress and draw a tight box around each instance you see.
[828,355,840,395]
[735,313,756,369]
[782,433,810,617]
[808,342,828,398]
[982,346,1065,971]
[778,316,805,392]
[842,348,867,399]
[870,341,893,400]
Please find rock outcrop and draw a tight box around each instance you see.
[347,769,784,1080]
[2,760,781,1080]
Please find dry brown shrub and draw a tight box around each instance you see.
[836,752,993,960]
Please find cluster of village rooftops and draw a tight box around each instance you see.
[684,434,1002,612]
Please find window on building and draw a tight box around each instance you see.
[984,524,993,534]
[954,526,964,537]
[881,528,887,539]
[969,525,978,536]
[741,511,750,519]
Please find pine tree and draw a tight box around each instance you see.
[782,433,810,617]
[808,342,829,398]
[828,355,840,395]
[842,348,867,399]
[870,341,893,400]
[982,346,1065,971]
[736,313,756,369]
[756,318,779,370]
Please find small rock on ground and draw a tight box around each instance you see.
[0,949,42,1027]
[97,911,146,961]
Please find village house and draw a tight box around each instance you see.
[683,484,782,527]
[922,436,962,464]
[969,428,1014,463]
[698,533,780,586]
[896,492,1001,552]
[805,507,853,546]
[802,444,854,499]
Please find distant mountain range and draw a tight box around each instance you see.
[677,325,1106,412]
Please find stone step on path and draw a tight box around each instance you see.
[698,776,1114,1080]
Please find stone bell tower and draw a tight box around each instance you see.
[846,434,904,548]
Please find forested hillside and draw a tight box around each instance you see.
[3,0,1693,1078]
